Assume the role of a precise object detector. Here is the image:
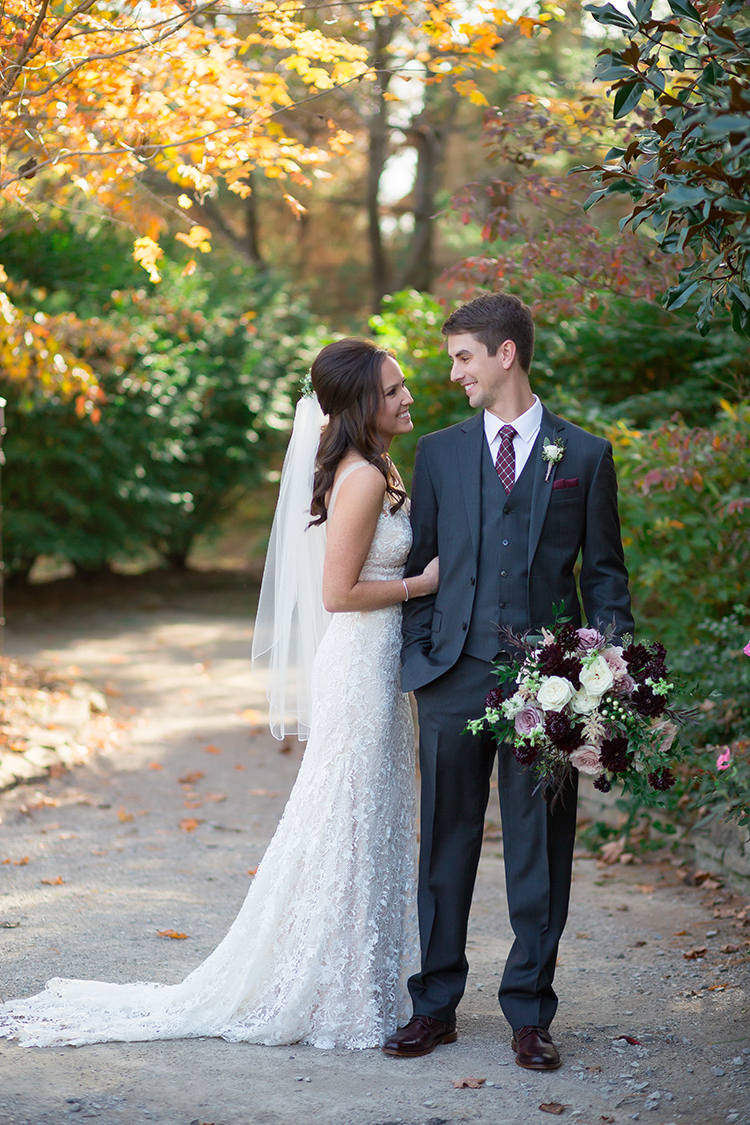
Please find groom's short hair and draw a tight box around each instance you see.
[441,293,534,372]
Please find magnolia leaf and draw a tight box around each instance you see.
[613,81,645,120]
[586,3,636,30]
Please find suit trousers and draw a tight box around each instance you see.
[409,653,579,1031]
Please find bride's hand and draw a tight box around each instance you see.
[419,556,439,595]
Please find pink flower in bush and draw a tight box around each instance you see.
[716,748,732,771]
[569,745,602,775]
[514,705,544,736]
[745,638,750,658]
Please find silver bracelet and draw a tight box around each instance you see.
[402,579,410,603]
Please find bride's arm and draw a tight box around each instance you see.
[322,463,438,613]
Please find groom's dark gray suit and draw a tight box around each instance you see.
[401,405,633,1032]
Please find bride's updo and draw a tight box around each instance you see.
[310,337,406,525]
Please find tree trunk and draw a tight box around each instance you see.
[366,17,398,312]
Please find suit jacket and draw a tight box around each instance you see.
[401,405,634,693]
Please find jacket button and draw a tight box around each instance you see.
[461,622,467,631]
[500,570,508,578]
[470,577,476,586]
[503,506,511,515]
[499,601,508,609]
[502,539,509,546]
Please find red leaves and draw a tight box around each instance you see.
[616,1034,642,1046]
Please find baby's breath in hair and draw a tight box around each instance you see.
[301,369,314,397]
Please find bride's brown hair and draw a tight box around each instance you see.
[309,337,407,526]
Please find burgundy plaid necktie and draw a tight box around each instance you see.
[494,424,517,495]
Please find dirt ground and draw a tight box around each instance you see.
[0,578,748,1125]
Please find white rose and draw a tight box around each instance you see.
[570,687,600,714]
[501,691,526,719]
[579,655,615,697]
[536,676,576,711]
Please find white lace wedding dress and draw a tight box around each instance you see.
[0,479,418,1049]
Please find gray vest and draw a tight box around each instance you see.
[463,434,539,662]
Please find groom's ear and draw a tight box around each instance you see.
[498,339,517,370]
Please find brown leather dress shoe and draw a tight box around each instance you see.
[382,1015,458,1057]
[511,1025,561,1070]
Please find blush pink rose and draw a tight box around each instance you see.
[602,645,628,680]
[515,705,544,736]
[569,745,602,776]
[576,627,605,652]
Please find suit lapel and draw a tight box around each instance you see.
[457,413,484,557]
[527,406,566,570]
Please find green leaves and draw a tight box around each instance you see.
[613,80,646,119]
[581,0,750,337]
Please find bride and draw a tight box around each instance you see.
[0,337,438,1050]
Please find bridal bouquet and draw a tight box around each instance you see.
[468,620,693,803]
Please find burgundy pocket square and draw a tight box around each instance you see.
[552,477,579,490]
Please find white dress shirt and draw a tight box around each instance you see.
[484,396,543,481]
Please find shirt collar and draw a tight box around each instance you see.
[484,395,542,445]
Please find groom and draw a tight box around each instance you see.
[385,293,633,1068]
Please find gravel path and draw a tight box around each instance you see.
[0,592,748,1125]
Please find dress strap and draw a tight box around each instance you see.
[329,460,370,516]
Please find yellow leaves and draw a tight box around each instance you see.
[133,236,163,283]
[179,818,203,832]
[182,259,197,277]
[282,194,307,220]
[157,929,188,940]
[454,80,489,107]
[517,16,539,38]
[175,225,212,253]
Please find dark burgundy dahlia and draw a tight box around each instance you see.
[648,768,676,791]
[599,735,632,773]
[544,711,583,752]
[514,742,539,766]
[631,684,667,719]
[485,687,505,710]
[593,774,613,793]
[537,645,582,688]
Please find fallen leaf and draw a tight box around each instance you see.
[278,736,294,754]
[576,932,592,940]
[156,929,188,940]
[14,856,29,866]
[615,904,629,912]
[247,867,258,876]
[453,1077,486,1089]
[599,838,626,865]
[233,764,247,771]
[179,771,205,784]
[117,808,134,823]
[634,940,647,947]
[148,762,163,770]
[240,710,260,724]
[41,876,63,885]
[721,943,740,953]
[616,1034,642,1046]
[674,930,691,936]
[684,947,707,960]
[205,792,227,803]
[601,1117,615,1123]
[637,884,656,894]
[706,983,730,991]
[183,801,202,809]
[202,744,222,755]
[587,1064,602,1072]
[179,818,204,832]
[248,789,281,797]
[540,1103,566,1115]
[1,859,7,865]
[91,849,107,856]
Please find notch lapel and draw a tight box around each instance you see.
[456,414,483,558]
[527,407,566,570]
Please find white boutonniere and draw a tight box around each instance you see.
[542,437,566,481]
